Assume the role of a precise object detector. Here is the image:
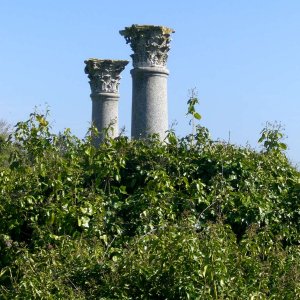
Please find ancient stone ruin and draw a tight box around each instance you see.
[85,24,175,144]
[84,59,128,145]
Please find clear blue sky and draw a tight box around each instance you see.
[1,1,300,164]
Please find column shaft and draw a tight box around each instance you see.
[91,93,119,144]
[131,67,169,139]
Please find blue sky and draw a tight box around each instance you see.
[1,1,300,164]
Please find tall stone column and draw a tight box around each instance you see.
[120,25,175,140]
[84,59,128,145]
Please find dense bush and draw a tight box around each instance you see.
[0,110,299,299]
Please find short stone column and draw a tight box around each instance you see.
[120,25,175,140]
[84,59,128,145]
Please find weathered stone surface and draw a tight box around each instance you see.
[91,93,119,146]
[120,25,174,140]
[84,59,128,94]
[120,25,174,68]
[84,59,128,145]
[131,67,169,139]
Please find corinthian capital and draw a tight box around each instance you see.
[84,59,128,94]
[120,25,175,68]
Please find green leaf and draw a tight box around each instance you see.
[183,177,189,187]
[100,234,108,245]
[168,134,177,145]
[279,142,287,150]
[193,112,202,120]
[78,216,90,228]
[120,185,128,194]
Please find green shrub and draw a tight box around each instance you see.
[0,110,299,299]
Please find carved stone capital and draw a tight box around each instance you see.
[84,59,128,94]
[120,25,175,68]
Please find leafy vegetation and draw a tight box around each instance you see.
[0,103,299,299]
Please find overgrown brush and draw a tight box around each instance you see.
[0,108,299,299]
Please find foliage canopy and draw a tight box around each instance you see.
[0,109,299,299]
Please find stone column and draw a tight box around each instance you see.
[84,59,128,145]
[120,25,175,140]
